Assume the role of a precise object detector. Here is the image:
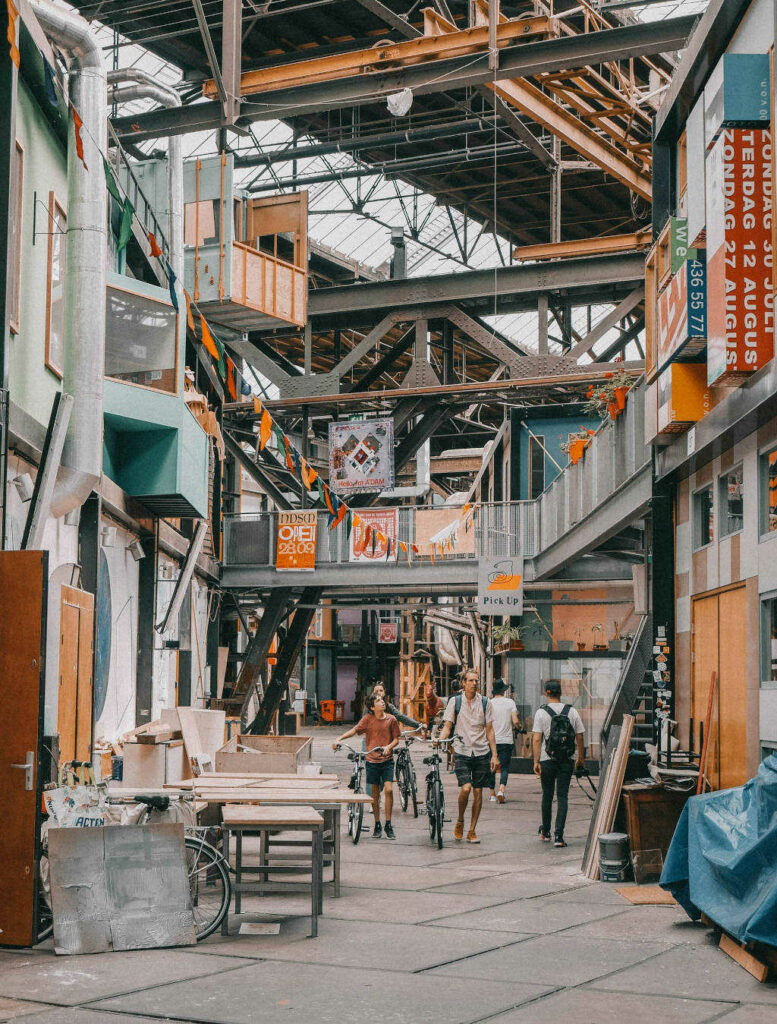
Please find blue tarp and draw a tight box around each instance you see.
[660,755,777,946]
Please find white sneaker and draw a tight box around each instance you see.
[489,795,497,802]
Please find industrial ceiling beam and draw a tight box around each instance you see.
[221,0,242,126]
[567,287,645,361]
[224,430,293,511]
[513,229,652,262]
[112,17,697,141]
[191,0,228,108]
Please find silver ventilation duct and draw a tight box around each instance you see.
[30,0,106,518]
[106,70,183,283]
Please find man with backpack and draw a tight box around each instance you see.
[532,679,585,848]
[437,668,498,844]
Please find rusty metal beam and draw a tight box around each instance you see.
[513,229,652,262]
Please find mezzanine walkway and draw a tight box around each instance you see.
[0,729,774,1023]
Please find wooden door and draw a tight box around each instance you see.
[691,586,748,790]
[718,587,748,789]
[0,551,47,946]
[58,585,94,764]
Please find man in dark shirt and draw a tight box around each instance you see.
[334,694,401,838]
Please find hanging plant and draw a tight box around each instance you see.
[492,623,527,652]
[585,369,635,420]
[560,428,596,465]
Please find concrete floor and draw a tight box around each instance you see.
[2,728,776,1023]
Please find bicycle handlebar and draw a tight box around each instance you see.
[335,743,386,757]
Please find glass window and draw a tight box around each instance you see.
[760,446,777,535]
[105,284,178,393]
[184,200,219,246]
[529,435,545,499]
[693,485,713,548]
[760,596,777,683]
[9,142,23,332]
[762,744,777,760]
[45,192,66,377]
[718,465,744,537]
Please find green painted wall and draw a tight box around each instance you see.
[8,80,67,428]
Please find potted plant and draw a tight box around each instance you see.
[585,369,635,420]
[592,622,608,651]
[492,623,526,653]
[574,627,587,652]
[560,429,595,465]
[610,629,634,652]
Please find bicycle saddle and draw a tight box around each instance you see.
[422,755,440,765]
[135,795,170,811]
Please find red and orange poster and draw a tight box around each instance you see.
[276,510,317,571]
[349,508,398,563]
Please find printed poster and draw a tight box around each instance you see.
[329,418,394,495]
[378,621,399,644]
[350,508,398,563]
[477,557,524,616]
[276,510,317,571]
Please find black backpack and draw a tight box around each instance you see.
[452,693,488,727]
[543,704,576,762]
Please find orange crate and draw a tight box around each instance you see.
[320,700,345,723]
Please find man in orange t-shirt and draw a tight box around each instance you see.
[333,694,400,839]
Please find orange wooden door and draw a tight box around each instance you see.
[718,587,748,789]
[58,586,94,764]
[692,594,719,784]
[0,551,47,946]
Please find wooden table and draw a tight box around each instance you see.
[221,804,325,938]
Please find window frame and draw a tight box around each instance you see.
[9,141,23,334]
[692,483,714,551]
[759,590,777,688]
[528,433,546,500]
[45,191,67,379]
[104,279,180,396]
[717,463,744,539]
[759,442,777,539]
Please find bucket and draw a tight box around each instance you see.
[298,763,322,777]
[599,831,629,882]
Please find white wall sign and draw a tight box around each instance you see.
[477,557,524,616]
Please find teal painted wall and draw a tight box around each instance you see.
[8,80,67,428]
[517,413,601,499]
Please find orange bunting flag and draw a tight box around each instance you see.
[323,484,336,516]
[283,436,295,473]
[330,502,347,530]
[184,289,195,332]
[307,464,318,487]
[352,515,362,528]
[70,103,88,171]
[259,409,272,451]
[226,356,237,400]
[7,0,19,69]
[148,232,163,259]
[253,395,262,415]
[400,542,407,553]
[199,315,220,359]
[411,544,419,555]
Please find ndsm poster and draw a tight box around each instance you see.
[329,418,394,495]
[276,510,317,571]
[477,557,524,616]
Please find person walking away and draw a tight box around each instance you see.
[532,679,585,847]
[488,679,519,803]
[370,682,422,730]
[333,694,400,839]
[437,668,498,844]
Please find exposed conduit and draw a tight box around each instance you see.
[30,0,107,518]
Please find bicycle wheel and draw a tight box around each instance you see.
[435,781,445,849]
[407,760,418,818]
[348,768,365,845]
[396,757,409,813]
[426,777,437,842]
[36,872,53,944]
[185,835,231,940]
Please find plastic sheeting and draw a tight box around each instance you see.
[660,755,777,946]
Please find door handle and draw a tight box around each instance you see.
[11,751,34,791]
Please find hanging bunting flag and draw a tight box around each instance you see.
[240,378,251,396]
[299,458,311,490]
[400,542,407,553]
[103,157,122,204]
[330,502,347,530]
[6,0,19,69]
[117,196,134,252]
[164,258,179,312]
[430,546,435,564]
[323,483,336,516]
[274,422,286,452]
[352,515,362,528]
[316,477,327,507]
[291,447,303,480]
[283,436,295,473]
[385,538,392,561]
[43,57,59,109]
[199,315,220,360]
[70,102,88,171]
[259,408,273,451]
[225,356,238,400]
[411,544,419,555]
[148,232,163,258]
[345,510,353,540]
[184,289,195,332]
[307,464,318,487]
[371,528,377,556]
[253,396,262,415]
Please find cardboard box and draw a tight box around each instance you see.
[657,363,714,434]
[214,734,313,774]
[656,256,707,372]
[122,740,188,788]
[705,129,774,385]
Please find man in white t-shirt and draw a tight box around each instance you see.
[488,679,519,804]
[532,679,585,848]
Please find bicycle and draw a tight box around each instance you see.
[424,738,453,849]
[334,744,384,845]
[395,729,422,817]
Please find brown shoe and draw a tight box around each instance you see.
[466,830,480,844]
[454,819,464,841]
[497,791,506,804]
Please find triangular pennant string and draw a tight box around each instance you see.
[226,356,238,400]
[70,102,88,170]
[199,315,220,359]
[148,232,163,258]
[43,57,59,108]
[103,158,122,204]
[184,289,196,332]
[259,409,273,451]
[117,196,134,252]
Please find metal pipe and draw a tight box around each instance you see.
[30,0,107,518]
[107,70,183,283]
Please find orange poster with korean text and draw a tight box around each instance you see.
[276,510,317,571]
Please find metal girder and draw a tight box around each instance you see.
[347,327,416,392]
[192,0,227,108]
[155,521,209,633]
[483,92,555,168]
[513,230,653,262]
[597,316,645,361]
[224,430,293,511]
[233,588,289,710]
[445,304,530,366]
[221,0,242,126]
[395,405,450,474]
[331,312,396,380]
[21,392,73,550]
[308,253,646,325]
[112,17,698,142]
[247,587,323,734]
[353,0,419,37]
[567,287,645,361]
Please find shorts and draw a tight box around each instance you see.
[454,752,492,789]
[366,759,395,786]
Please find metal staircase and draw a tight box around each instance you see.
[600,614,653,759]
